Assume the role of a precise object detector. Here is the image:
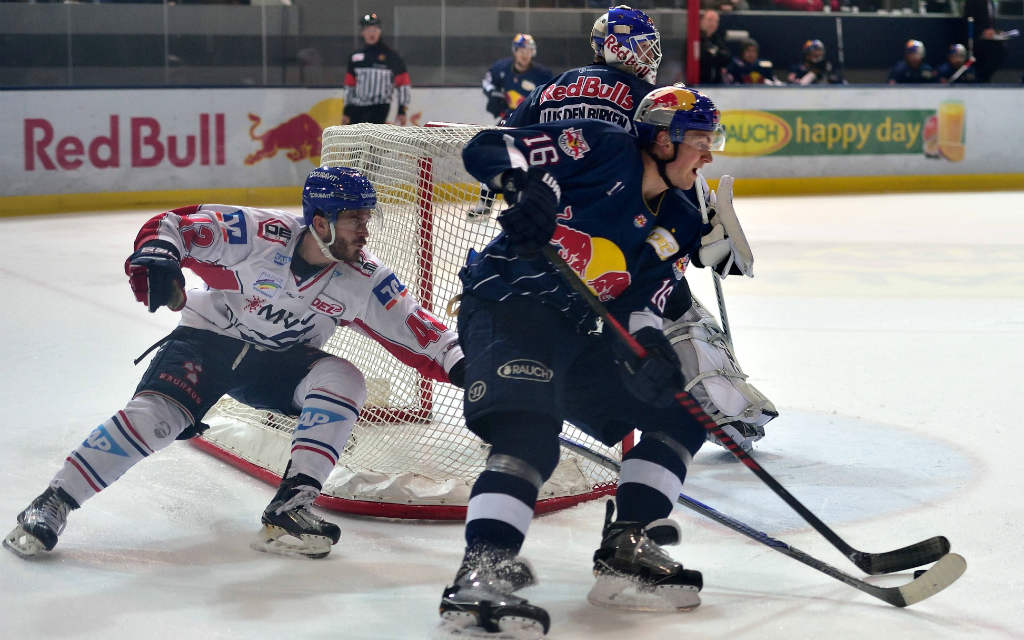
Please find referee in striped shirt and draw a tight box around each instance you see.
[342,12,412,126]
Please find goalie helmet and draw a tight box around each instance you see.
[302,166,377,227]
[590,5,661,84]
[512,33,537,55]
[634,84,725,151]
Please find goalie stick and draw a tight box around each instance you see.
[557,435,966,607]
[540,243,955,576]
[694,174,734,347]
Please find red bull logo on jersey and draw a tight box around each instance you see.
[539,76,635,111]
[551,223,631,302]
[558,127,591,160]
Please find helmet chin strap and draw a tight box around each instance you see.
[312,221,338,262]
[652,141,683,192]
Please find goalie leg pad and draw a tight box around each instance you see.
[664,296,777,450]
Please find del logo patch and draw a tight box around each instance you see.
[312,294,346,317]
[258,218,293,246]
[558,127,590,160]
[646,227,679,260]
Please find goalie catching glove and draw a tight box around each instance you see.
[611,326,684,408]
[495,167,561,256]
[125,241,186,313]
[692,175,754,278]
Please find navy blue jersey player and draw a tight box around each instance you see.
[504,4,661,134]
[438,87,742,638]
[482,34,553,122]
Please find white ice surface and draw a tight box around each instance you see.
[1,192,1022,639]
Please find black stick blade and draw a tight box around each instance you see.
[854,536,951,575]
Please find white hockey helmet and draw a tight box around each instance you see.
[590,5,661,84]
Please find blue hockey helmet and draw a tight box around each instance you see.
[948,43,967,58]
[634,84,725,151]
[512,33,537,55]
[302,166,376,227]
[803,39,825,54]
[905,39,926,55]
[590,5,661,83]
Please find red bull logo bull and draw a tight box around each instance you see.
[244,112,322,166]
[551,223,631,302]
[648,88,697,111]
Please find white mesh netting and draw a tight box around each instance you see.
[196,123,620,519]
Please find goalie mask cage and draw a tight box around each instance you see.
[192,122,621,519]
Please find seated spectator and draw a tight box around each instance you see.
[773,0,839,10]
[888,39,938,84]
[787,39,844,85]
[727,39,782,85]
[937,43,975,83]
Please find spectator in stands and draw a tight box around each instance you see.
[787,39,844,85]
[772,0,839,10]
[888,39,937,84]
[726,39,781,85]
[698,9,732,85]
[964,0,1006,82]
[938,43,975,83]
[342,12,411,126]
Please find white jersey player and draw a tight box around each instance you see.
[4,166,465,560]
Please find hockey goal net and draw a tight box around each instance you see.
[193,122,621,519]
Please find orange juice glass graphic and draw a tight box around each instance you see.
[937,100,965,162]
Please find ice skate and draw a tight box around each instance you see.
[438,547,549,639]
[4,486,78,558]
[707,419,768,453]
[587,501,702,612]
[466,202,493,222]
[250,474,340,559]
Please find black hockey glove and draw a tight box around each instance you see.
[447,358,466,388]
[612,326,684,408]
[497,168,561,257]
[125,241,186,313]
[486,93,507,119]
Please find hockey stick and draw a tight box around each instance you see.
[693,174,733,347]
[950,17,977,85]
[948,57,976,84]
[557,435,966,607]
[540,243,952,576]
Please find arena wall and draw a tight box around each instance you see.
[2,86,1021,216]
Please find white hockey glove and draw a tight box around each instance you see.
[693,175,754,279]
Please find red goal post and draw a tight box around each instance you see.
[191,122,622,519]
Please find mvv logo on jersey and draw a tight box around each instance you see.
[497,359,554,383]
[296,408,346,430]
[83,425,129,457]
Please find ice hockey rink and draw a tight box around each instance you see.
[1,190,1021,639]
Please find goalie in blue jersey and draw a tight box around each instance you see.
[438,86,750,638]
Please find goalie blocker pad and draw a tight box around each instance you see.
[663,296,776,447]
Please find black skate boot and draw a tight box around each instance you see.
[587,501,702,611]
[4,486,79,558]
[250,474,340,559]
[439,545,550,639]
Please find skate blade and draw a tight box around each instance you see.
[436,612,545,640]
[250,524,332,559]
[3,524,48,558]
[587,574,700,612]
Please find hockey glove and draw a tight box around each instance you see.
[612,326,684,408]
[486,93,508,119]
[496,168,561,257]
[125,241,186,313]
[447,358,466,388]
